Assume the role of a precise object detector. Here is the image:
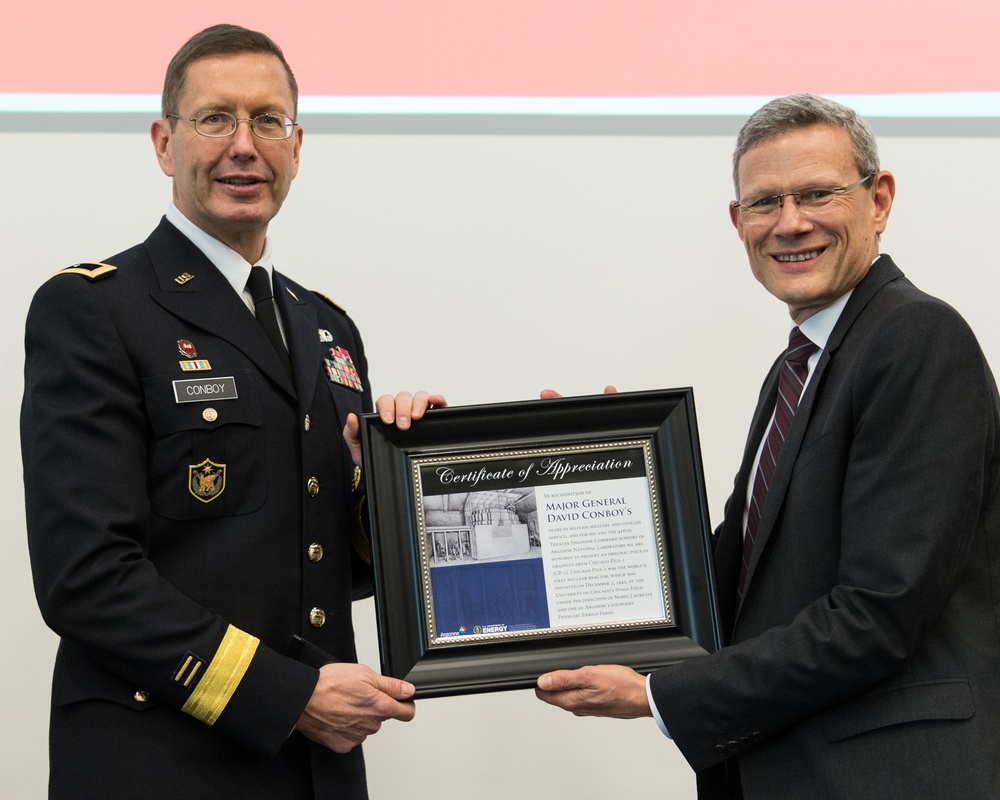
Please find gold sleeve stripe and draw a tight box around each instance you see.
[184,660,203,688]
[175,655,194,682]
[181,626,259,726]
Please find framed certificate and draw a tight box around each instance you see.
[359,389,720,697]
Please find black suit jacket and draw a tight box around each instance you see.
[650,256,1000,799]
[21,219,375,799]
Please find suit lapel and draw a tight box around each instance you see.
[715,354,782,631]
[734,255,905,615]
[824,255,903,356]
[144,220,297,399]
[739,352,828,599]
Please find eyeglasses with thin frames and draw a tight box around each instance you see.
[732,174,875,222]
[165,111,298,141]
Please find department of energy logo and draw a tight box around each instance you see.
[474,624,508,634]
[439,623,509,638]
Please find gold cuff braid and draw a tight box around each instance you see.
[181,625,259,725]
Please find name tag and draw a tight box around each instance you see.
[173,376,239,403]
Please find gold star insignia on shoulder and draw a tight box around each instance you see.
[53,262,118,282]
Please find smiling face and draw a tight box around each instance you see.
[730,124,895,323]
[151,52,302,263]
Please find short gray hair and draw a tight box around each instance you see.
[732,94,879,195]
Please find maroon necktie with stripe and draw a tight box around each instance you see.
[737,327,817,602]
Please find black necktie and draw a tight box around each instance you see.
[246,266,293,378]
[737,327,817,602]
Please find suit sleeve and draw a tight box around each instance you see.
[650,298,998,771]
[21,273,316,756]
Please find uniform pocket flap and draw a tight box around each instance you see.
[143,369,261,436]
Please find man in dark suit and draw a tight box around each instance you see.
[20,24,440,799]
[535,94,1000,799]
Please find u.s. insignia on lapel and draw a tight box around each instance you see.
[189,459,226,503]
[318,329,333,343]
[323,346,363,392]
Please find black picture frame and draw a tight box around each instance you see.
[359,389,721,698]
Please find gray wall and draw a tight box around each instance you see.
[3,121,998,797]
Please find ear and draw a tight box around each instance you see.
[729,201,745,240]
[871,170,895,234]
[290,123,303,180]
[151,119,175,178]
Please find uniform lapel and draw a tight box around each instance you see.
[273,271,318,413]
[144,220,296,399]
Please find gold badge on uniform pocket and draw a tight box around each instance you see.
[189,459,226,503]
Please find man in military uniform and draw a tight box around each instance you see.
[20,24,439,799]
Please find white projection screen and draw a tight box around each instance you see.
[3,3,999,798]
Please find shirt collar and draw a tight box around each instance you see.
[798,290,851,352]
[796,255,881,350]
[165,204,275,299]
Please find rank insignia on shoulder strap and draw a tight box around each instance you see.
[312,291,347,315]
[53,262,118,282]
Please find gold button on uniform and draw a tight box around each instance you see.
[308,543,324,563]
[304,414,311,431]
[309,607,326,628]
[134,690,149,703]
[202,408,218,422]
[307,477,320,497]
